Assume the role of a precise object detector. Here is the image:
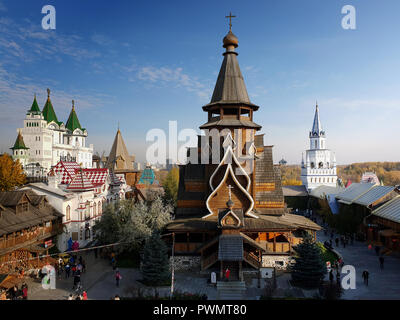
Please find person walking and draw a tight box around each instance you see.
[379,256,384,270]
[22,283,28,300]
[225,268,230,282]
[115,270,122,287]
[65,263,70,279]
[329,270,334,285]
[82,291,88,300]
[68,294,74,300]
[336,272,341,286]
[12,285,18,300]
[73,269,81,290]
[81,259,86,273]
[362,270,369,286]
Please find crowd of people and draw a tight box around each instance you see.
[56,254,87,291]
[0,283,28,300]
[315,212,388,288]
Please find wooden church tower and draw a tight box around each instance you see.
[165,17,320,281]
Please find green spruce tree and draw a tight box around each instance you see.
[141,232,171,286]
[291,234,327,288]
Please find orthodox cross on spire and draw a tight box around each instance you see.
[227,184,234,200]
[47,88,50,98]
[72,99,75,109]
[225,12,236,31]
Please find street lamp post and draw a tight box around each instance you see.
[170,232,175,299]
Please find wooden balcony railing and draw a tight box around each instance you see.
[0,225,59,251]
[244,251,260,268]
[265,242,290,253]
[174,242,203,253]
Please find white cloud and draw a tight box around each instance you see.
[137,66,211,99]
[0,18,100,64]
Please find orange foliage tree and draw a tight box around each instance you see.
[0,154,26,191]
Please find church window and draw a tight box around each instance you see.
[318,162,323,168]
[315,141,317,149]
[98,202,102,214]
[311,162,315,169]
[85,228,90,240]
[93,205,97,217]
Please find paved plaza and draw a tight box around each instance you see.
[26,229,400,300]
[317,229,400,299]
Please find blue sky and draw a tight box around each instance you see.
[0,0,400,164]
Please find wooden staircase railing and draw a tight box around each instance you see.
[243,251,260,269]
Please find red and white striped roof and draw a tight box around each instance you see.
[67,169,95,191]
[48,161,81,185]
[109,172,122,185]
[83,168,109,186]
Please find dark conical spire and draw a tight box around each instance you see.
[42,88,61,124]
[66,100,82,131]
[207,28,253,106]
[28,94,41,114]
[203,16,259,109]
[11,131,29,150]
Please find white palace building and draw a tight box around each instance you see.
[11,89,93,176]
[301,103,337,191]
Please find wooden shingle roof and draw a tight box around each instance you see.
[0,190,62,236]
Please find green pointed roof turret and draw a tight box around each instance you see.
[66,100,83,132]
[27,94,41,115]
[42,88,62,125]
[11,131,29,150]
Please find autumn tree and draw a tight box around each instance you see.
[162,167,179,207]
[0,154,26,191]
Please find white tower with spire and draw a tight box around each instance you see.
[301,103,337,191]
